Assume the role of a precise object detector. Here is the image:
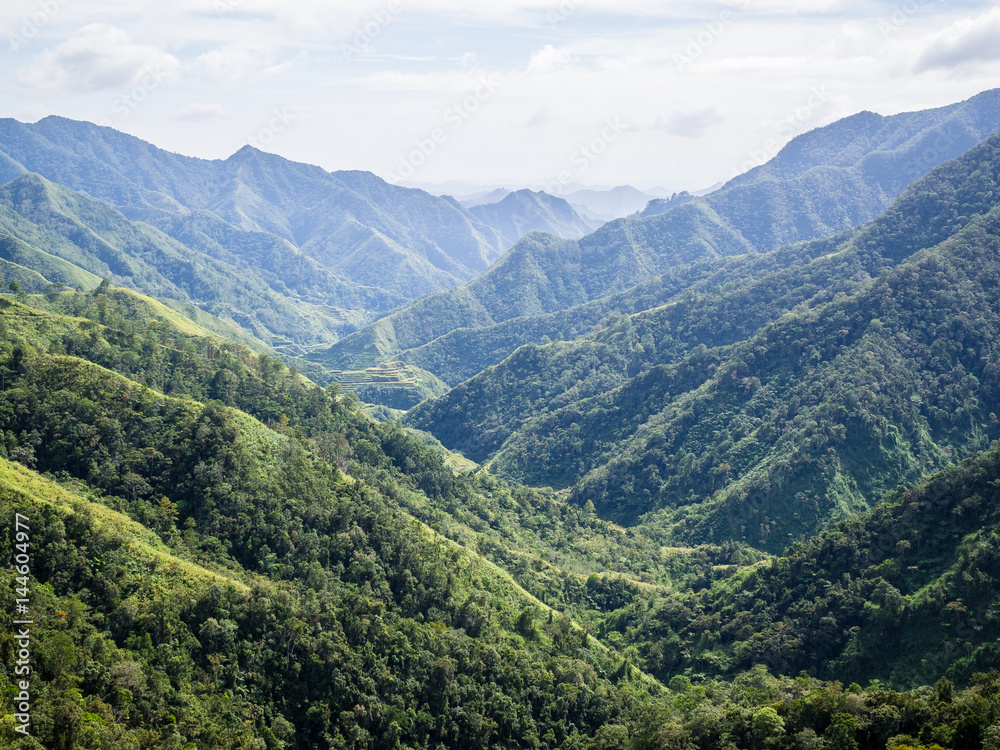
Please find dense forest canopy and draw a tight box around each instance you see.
[0,93,999,750]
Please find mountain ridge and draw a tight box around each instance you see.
[406,128,1000,552]
[315,89,1000,379]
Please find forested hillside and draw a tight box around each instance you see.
[407,128,1000,551]
[2,91,1000,750]
[0,288,663,748]
[2,278,999,750]
[0,170,399,352]
[315,89,1000,377]
[600,442,1000,686]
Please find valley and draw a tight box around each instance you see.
[1,90,999,750]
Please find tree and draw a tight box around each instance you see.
[752,707,785,748]
[824,713,860,750]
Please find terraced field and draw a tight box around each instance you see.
[328,361,449,409]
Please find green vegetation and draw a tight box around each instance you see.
[0,172,363,352]
[2,94,1000,750]
[596,443,1000,685]
[315,89,1000,389]
[408,128,1000,550]
[2,285,1000,749]
[328,362,449,411]
[0,290,663,748]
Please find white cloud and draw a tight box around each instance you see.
[655,108,725,138]
[915,6,1000,72]
[194,42,284,84]
[0,0,996,189]
[344,69,499,93]
[15,24,180,95]
[527,45,571,74]
[700,56,810,73]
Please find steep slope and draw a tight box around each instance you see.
[0,173,365,349]
[317,89,1000,377]
[0,231,103,291]
[0,292,667,749]
[308,231,587,370]
[2,283,998,749]
[408,130,1000,550]
[468,189,602,245]
[0,116,508,306]
[605,442,1000,686]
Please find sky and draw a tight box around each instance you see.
[1,0,1000,195]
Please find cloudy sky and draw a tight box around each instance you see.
[2,0,999,193]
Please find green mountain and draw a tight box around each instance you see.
[2,94,1000,750]
[0,172,375,351]
[407,128,1000,552]
[0,287,668,748]
[2,279,999,750]
[580,440,1000,689]
[0,116,536,343]
[314,89,1000,380]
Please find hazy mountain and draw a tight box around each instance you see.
[314,89,1000,379]
[459,187,511,207]
[563,185,657,220]
[468,189,602,245]
[0,116,510,307]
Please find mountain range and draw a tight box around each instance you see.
[407,129,1000,552]
[0,117,595,354]
[2,89,1000,750]
[310,88,1000,377]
